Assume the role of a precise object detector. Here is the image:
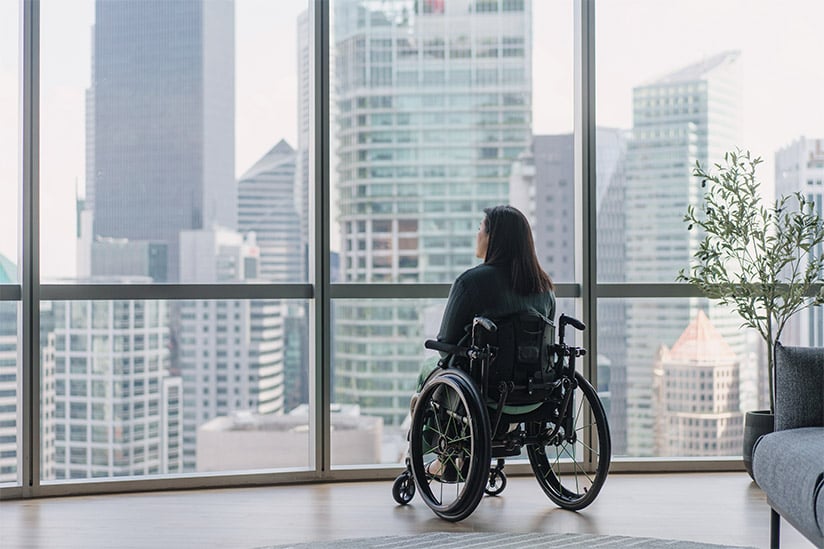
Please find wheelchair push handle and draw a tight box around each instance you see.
[558,314,586,345]
[473,316,497,333]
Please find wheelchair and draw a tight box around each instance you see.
[392,312,611,522]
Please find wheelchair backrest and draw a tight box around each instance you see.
[472,311,557,405]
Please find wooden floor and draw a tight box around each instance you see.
[0,472,817,549]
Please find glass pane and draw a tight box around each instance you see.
[596,0,824,284]
[332,298,446,467]
[40,299,311,482]
[40,0,311,284]
[329,0,575,467]
[331,295,581,467]
[0,0,18,276]
[595,0,824,458]
[597,298,764,459]
[331,0,573,284]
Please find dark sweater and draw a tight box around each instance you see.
[437,263,556,346]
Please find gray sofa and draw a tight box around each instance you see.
[752,343,824,549]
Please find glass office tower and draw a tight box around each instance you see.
[333,0,532,430]
[86,0,235,283]
[623,51,746,457]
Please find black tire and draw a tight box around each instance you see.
[484,469,507,496]
[527,371,611,511]
[409,370,491,521]
[392,471,415,505]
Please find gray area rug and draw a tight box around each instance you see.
[262,532,756,549]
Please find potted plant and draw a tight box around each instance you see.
[677,149,824,478]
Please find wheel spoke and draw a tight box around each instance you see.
[528,374,610,511]
[561,442,595,486]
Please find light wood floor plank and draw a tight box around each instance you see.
[0,473,816,548]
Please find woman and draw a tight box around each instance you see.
[413,205,555,480]
[416,204,556,390]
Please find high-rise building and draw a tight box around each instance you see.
[653,311,743,457]
[624,51,744,456]
[50,295,182,479]
[238,141,304,283]
[238,142,309,413]
[0,256,57,483]
[333,0,532,428]
[509,135,575,285]
[0,256,17,482]
[85,0,235,282]
[90,239,168,283]
[177,227,286,471]
[775,137,824,347]
[509,129,629,454]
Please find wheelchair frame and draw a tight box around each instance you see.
[392,313,611,522]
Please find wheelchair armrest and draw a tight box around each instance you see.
[425,340,468,357]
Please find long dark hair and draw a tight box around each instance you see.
[483,205,554,295]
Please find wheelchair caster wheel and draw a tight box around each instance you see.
[484,469,507,496]
[392,471,415,505]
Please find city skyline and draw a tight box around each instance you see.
[1,0,824,481]
[5,1,824,276]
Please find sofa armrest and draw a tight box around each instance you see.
[774,343,824,431]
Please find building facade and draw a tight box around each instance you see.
[623,51,746,456]
[333,0,532,429]
[509,129,629,454]
[177,227,286,471]
[653,311,743,457]
[50,296,182,479]
[85,0,235,282]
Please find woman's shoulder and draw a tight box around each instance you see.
[456,263,502,284]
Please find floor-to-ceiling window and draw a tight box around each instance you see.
[6,0,824,497]
[35,0,315,486]
[595,0,824,460]
[328,0,577,467]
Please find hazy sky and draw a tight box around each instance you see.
[1,0,823,279]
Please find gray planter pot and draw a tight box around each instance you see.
[743,409,774,480]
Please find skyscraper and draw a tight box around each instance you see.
[775,137,824,347]
[509,134,575,285]
[653,311,743,457]
[86,0,235,282]
[237,141,308,413]
[177,227,286,471]
[333,0,532,428]
[510,129,629,454]
[624,51,744,456]
[50,296,182,479]
[238,141,304,283]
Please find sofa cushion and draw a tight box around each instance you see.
[774,344,824,430]
[752,427,824,541]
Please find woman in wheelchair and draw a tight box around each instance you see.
[393,205,611,521]
[415,204,555,394]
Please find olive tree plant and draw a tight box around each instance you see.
[677,150,824,411]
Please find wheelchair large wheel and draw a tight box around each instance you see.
[409,369,491,522]
[527,371,611,511]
